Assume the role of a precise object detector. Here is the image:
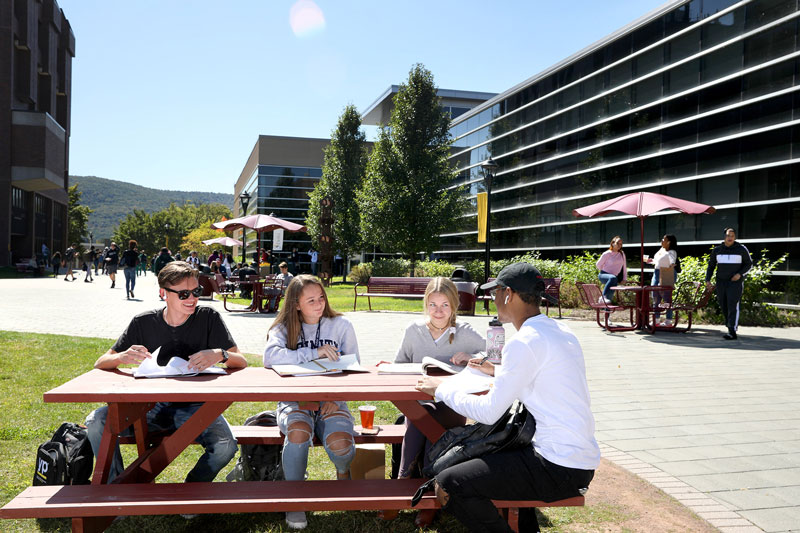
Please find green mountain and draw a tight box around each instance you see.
[70,175,234,241]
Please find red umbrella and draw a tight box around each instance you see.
[202,237,242,247]
[212,214,307,233]
[573,192,715,284]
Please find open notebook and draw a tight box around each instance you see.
[133,347,227,378]
[271,353,369,376]
[377,356,469,375]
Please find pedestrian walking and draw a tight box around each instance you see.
[83,248,94,282]
[121,240,140,299]
[154,247,174,276]
[706,228,752,340]
[187,251,200,270]
[105,242,120,289]
[63,244,77,281]
[290,247,300,274]
[51,251,61,278]
[137,250,148,276]
[308,248,318,276]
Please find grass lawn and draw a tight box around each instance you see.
[0,330,625,532]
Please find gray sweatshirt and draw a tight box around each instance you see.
[263,315,360,366]
[394,320,485,364]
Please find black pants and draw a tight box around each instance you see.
[437,446,594,533]
[716,279,743,332]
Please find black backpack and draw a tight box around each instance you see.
[33,423,93,486]
[226,411,284,482]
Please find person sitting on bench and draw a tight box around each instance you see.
[85,261,247,483]
[417,263,600,532]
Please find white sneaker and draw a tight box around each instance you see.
[286,511,308,530]
[603,297,613,304]
[597,296,605,304]
[664,319,673,326]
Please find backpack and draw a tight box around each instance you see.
[226,411,284,482]
[33,422,93,486]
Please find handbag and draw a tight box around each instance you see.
[411,401,536,507]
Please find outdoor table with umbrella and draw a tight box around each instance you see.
[572,192,715,331]
[211,215,307,313]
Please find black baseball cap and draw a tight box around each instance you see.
[480,262,557,304]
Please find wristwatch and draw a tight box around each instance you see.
[221,349,229,364]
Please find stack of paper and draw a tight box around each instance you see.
[271,354,369,376]
[133,347,227,378]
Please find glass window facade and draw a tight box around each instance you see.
[442,0,800,271]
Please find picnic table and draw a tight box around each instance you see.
[1,368,584,532]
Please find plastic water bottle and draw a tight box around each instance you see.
[486,317,505,364]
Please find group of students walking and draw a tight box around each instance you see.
[595,227,753,339]
[81,260,601,532]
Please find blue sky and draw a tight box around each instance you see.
[59,0,667,194]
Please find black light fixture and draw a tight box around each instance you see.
[239,191,251,263]
[480,157,498,284]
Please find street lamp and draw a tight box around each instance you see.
[164,222,170,250]
[89,231,93,248]
[239,191,251,263]
[481,158,498,284]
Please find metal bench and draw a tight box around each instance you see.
[478,277,563,317]
[645,281,716,333]
[353,277,432,311]
[576,281,637,331]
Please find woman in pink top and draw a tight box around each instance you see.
[596,236,628,303]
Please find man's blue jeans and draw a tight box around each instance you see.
[85,402,237,483]
[598,272,619,301]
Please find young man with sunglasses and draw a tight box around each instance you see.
[417,263,599,532]
[85,262,247,484]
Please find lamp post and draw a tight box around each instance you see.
[89,231,93,249]
[239,191,251,263]
[164,222,170,250]
[481,158,498,284]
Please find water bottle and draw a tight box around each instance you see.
[486,317,505,364]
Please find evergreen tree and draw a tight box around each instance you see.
[306,104,368,281]
[358,64,465,274]
[67,184,93,245]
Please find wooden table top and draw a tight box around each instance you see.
[44,367,434,404]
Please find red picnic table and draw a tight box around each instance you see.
[1,368,585,532]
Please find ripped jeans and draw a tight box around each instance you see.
[85,402,237,483]
[276,400,356,480]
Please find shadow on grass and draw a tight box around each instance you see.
[36,509,470,532]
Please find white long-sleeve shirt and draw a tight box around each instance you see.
[263,315,360,366]
[435,314,600,471]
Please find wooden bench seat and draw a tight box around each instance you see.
[0,479,584,532]
[117,423,406,446]
[478,277,563,317]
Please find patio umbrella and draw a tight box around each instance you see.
[572,192,715,284]
[202,236,242,247]
[212,214,307,233]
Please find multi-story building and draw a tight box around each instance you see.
[1,0,75,267]
[441,0,800,279]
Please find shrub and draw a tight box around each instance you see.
[348,263,371,285]
[372,258,411,277]
[414,260,457,278]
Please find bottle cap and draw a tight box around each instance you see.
[489,317,502,326]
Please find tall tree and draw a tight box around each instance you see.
[67,184,93,245]
[307,104,368,281]
[358,64,466,274]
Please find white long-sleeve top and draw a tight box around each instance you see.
[435,314,601,471]
[263,315,360,366]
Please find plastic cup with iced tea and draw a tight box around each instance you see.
[358,405,376,429]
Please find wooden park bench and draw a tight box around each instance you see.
[353,277,432,311]
[0,479,584,532]
[478,277,563,317]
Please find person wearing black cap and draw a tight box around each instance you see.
[417,262,600,532]
[84,261,247,484]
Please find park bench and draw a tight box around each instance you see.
[0,479,584,532]
[478,277,563,317]
[15,259,45,276]
[353,277,432,311]
[576,281,637,331]
[645,281,716,333]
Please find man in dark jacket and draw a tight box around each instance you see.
[154,247,174,275]
[706,228,752,340]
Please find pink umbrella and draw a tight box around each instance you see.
[202,236,242,247]
[573,192,715,284]
[212,214,307,233]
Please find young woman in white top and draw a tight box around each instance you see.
[263,275,359,530]
[646,234,679,326]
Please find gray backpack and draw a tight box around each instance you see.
[226,411,284,482]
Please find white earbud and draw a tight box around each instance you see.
[504,295,510,304]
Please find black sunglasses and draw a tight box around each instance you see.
[163,286,203,300]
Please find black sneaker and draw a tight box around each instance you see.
[723,332,738,340]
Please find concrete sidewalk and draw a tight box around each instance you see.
[2,271,799,532]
